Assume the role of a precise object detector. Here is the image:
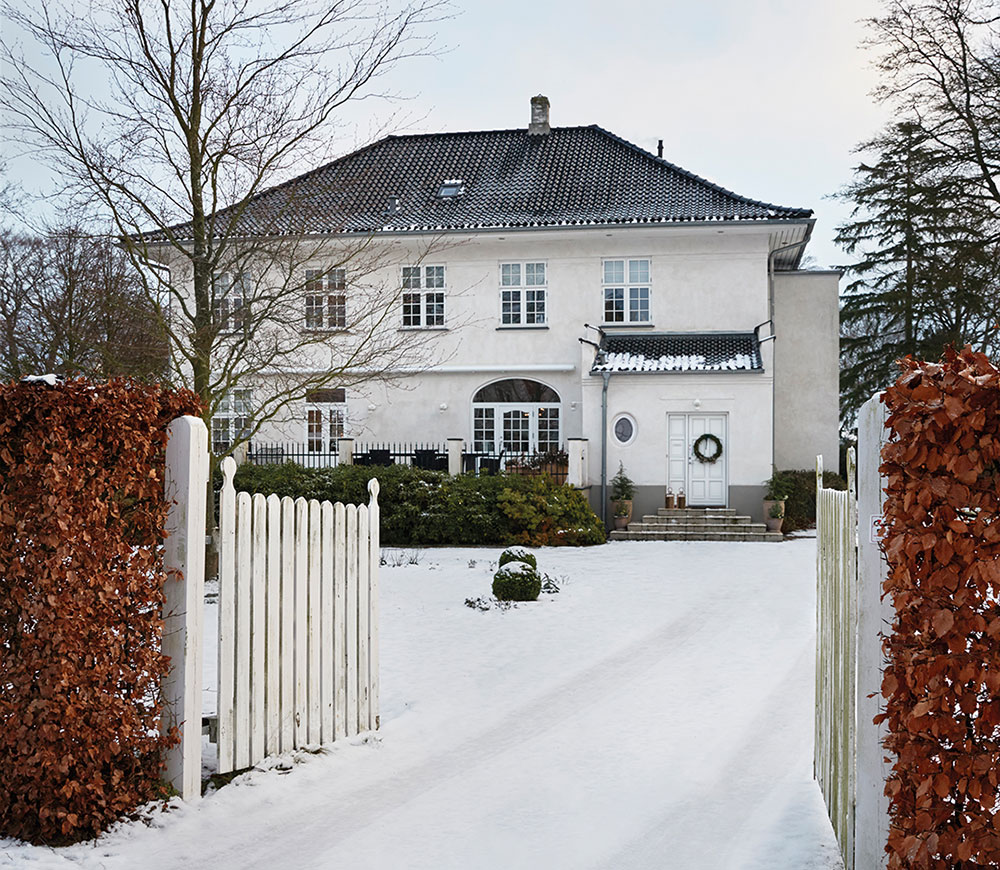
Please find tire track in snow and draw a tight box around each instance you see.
[132,610,712,870]
[586,637,839,870]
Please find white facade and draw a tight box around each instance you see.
[238,222,839,521]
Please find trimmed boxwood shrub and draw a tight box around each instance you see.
[498,546,537,569]
[492,561,542,601]
[769,468,848,532]
[232,462,606,547]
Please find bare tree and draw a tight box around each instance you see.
[865,0,1000,221]
[0,0,449,455]
[0,224,169,380]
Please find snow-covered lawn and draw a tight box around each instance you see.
[2,539,844,869]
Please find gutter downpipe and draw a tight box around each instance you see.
[601,371,611,526]
[767,239,810,472]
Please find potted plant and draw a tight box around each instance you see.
[763,472,789,529]
[765,500,785,533]
[610,462,635,525]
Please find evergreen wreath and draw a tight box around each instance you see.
[693,433,723,464]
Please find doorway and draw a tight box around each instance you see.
[666,413,728,506]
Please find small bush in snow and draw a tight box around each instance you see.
[498,546,537,570]
[492,561,541,601]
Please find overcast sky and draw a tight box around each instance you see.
[3,0,889,270]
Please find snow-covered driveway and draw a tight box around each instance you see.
[4,539,844,870]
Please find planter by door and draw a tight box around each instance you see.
[667,413,728,506]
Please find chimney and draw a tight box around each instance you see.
[528,94,550,135]
[657,139,663,158]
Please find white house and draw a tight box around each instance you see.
[191,95,840,522]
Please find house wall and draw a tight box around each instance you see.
[251,223,777,449]
[773,270,841,474]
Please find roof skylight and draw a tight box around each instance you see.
[437,179,465,199]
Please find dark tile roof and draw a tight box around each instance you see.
[157,126,812,241]
[590,332,763,373]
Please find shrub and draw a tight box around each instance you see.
[499,546,537,569]
[0,377,202,844]
[233,462,605,547]
[492,561,542,601]
[610,462,635,501]
[767,468,848,532]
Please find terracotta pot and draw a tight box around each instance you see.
[765,516,784,533]
[614,515,630,530]
[763,499,786,533]
[612,499,632,523]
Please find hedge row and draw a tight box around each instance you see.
[770,469,848,531]
[0,378,202,844]
[232,463,606,547]
[879,347,1000,868]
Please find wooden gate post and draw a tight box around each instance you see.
[855,393,891,869]
[162,415,209,802]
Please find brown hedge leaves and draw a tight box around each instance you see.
[880,347,1000,869]
[0,377,201,844]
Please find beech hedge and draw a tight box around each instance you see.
[232,463,606,547]
[0,377,202,844]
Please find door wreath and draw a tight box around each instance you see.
[693,433,723,464]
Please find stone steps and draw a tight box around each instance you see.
[610,529,784,542]
[610,506,783,542]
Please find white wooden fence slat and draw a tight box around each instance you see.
[251,493,267,764]
[368,479,380,731]
[279,496,295,753]
[346,504,359,737]
[333,502,347,741]
[307,499,322,745]
[320,501,335,743]
[357,504,370,733]
[217,458,237,774]
[294,497,309,748]
[235,491,252,771]
[214,476,380,771]
[265,494,281,756]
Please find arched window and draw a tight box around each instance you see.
[472,379,561,456]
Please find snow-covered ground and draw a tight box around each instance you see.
[2,539,844,870]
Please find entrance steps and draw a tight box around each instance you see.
[609,507,783,542]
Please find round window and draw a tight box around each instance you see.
[612,414,636,445]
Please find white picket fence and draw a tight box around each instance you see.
[814,393,893,870]
[814,447,858,870]
[215,457,380,774]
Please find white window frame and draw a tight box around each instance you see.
[305,388,347,453]
[471,403,561,456]
[401,264,446,328]
[304,268,347,331]
[213,272,249,334]
[602,258,651,324]
[499,261,547,327]
[212,389,252,454]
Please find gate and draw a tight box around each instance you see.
[215,457,380,774]
[814,447,857,869]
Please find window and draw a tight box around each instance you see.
[613,413,637,445]
[401,265,446,327]
[499,262,546,326]
[603,259,650,324]
[213,272,248,333]
[306,388,346,452]
[471,379,561,459]
[304,268,346,330]
[437,179,465,199]
[212,389,252,454]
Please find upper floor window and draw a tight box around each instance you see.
[212,389,252,454]
[401,264,446,327]
[603,259,650,324]
[213,272,248,333]
[499,262,546,326]
[304,268,346,330]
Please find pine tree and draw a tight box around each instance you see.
[836,120,1000,425]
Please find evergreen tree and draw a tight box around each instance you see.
[836,120,1000,425]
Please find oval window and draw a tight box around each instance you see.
[613,414,636,445]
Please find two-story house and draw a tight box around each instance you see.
[193,95,840,522]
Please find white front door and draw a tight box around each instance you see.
[666,413,728,506]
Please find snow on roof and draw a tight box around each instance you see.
[590,333,762,374]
